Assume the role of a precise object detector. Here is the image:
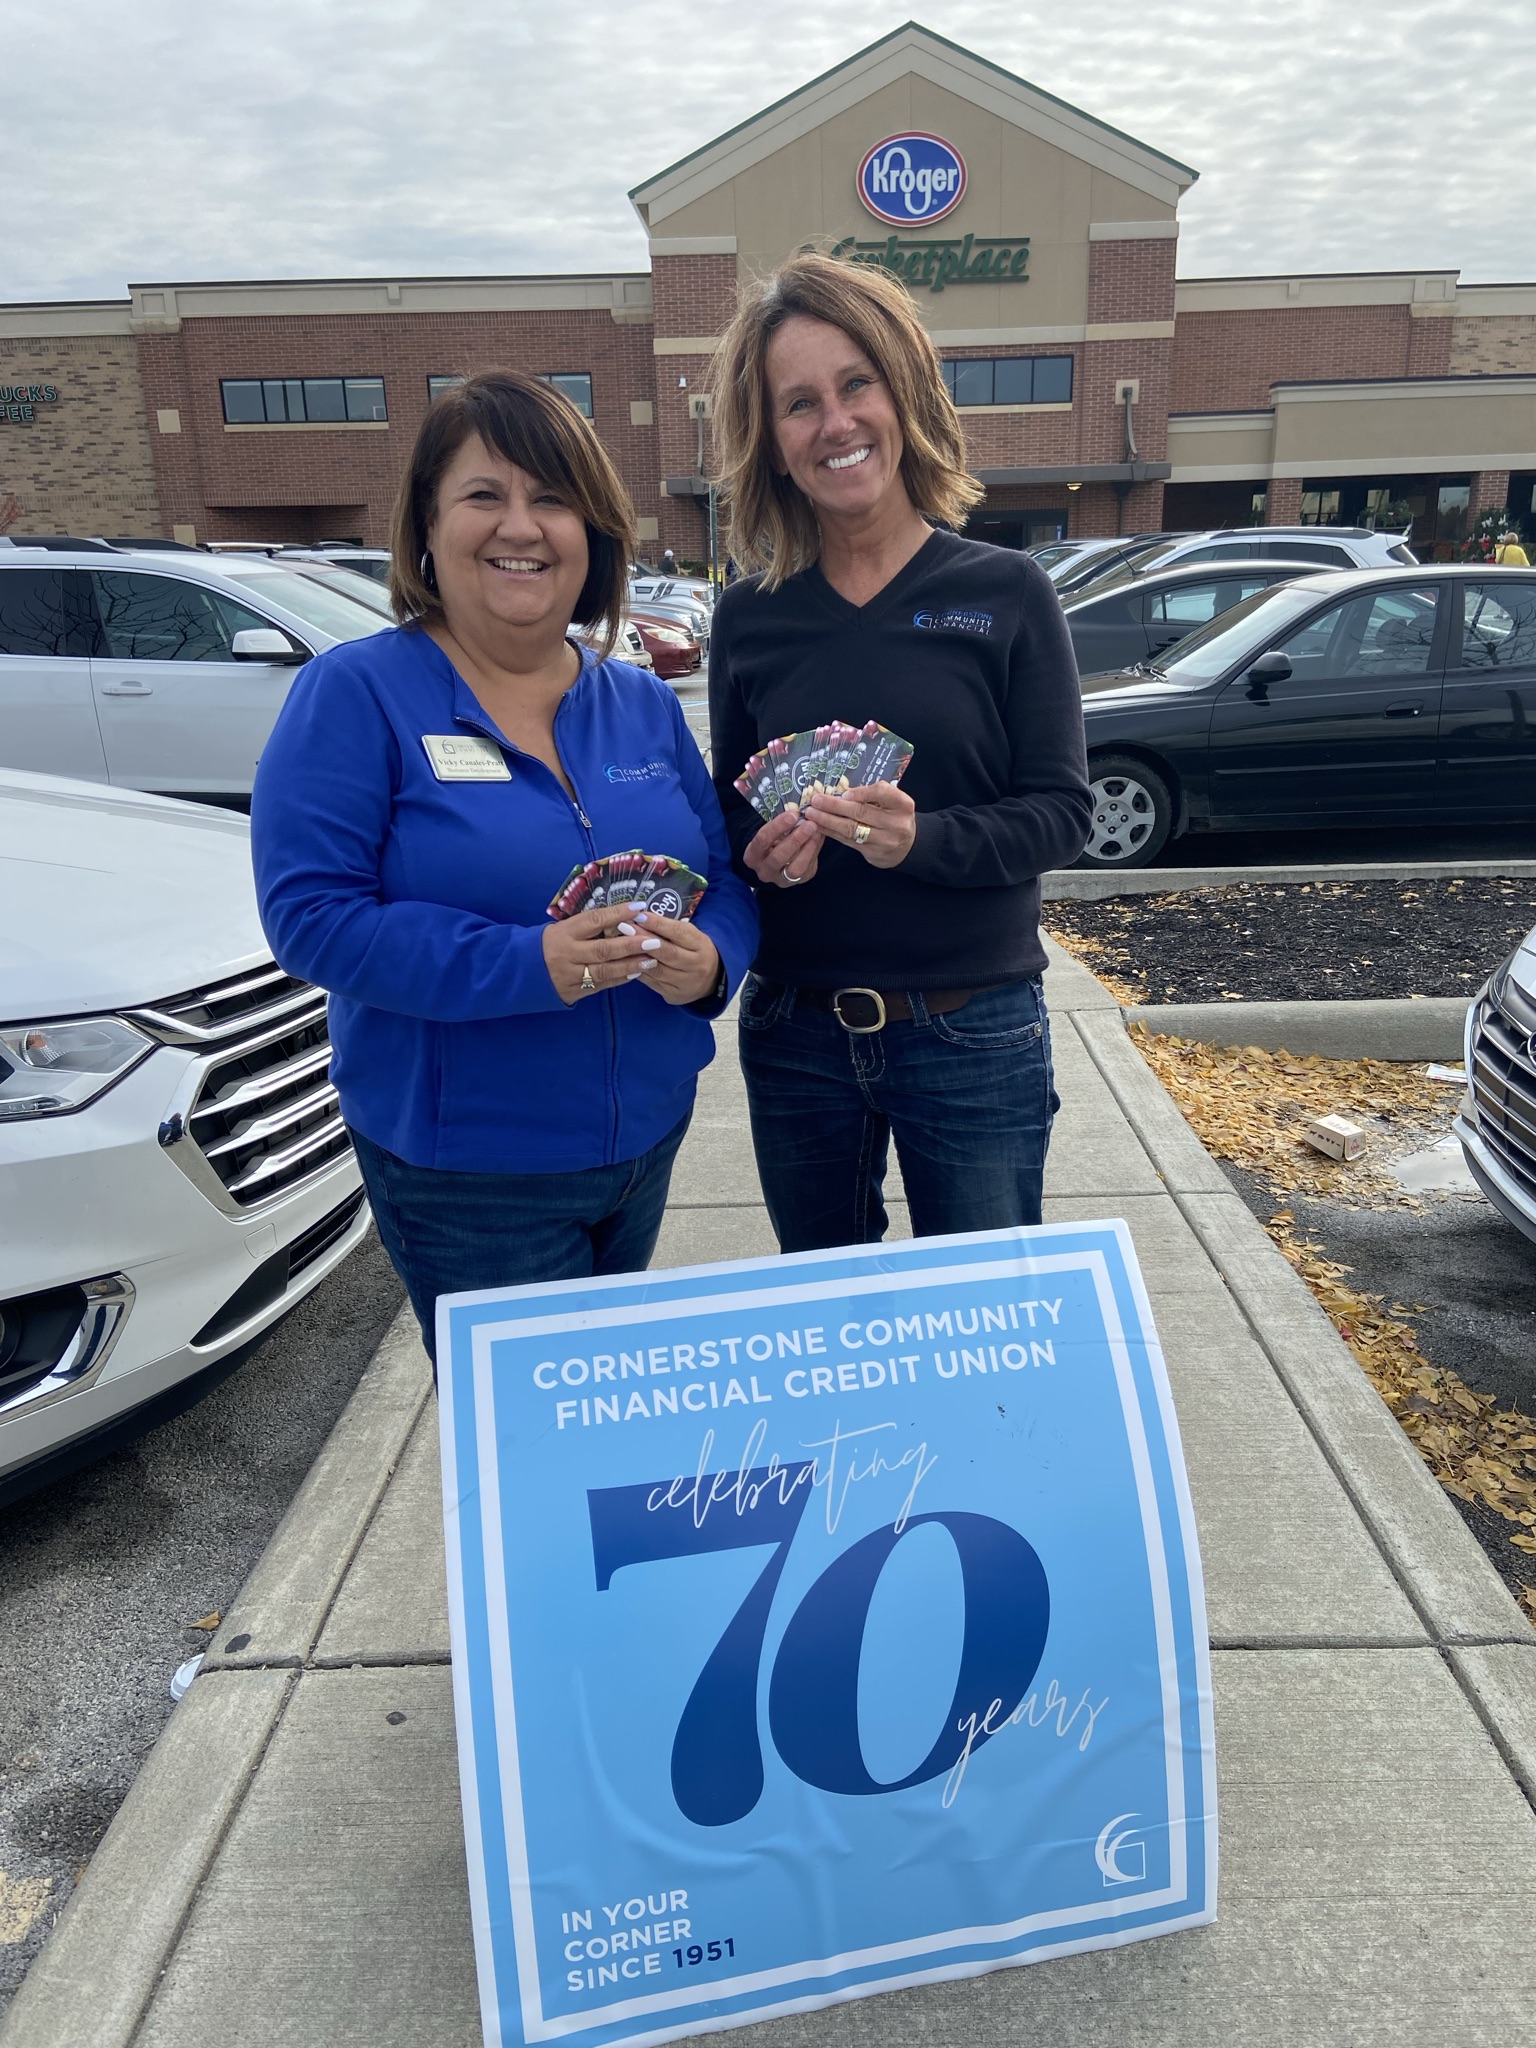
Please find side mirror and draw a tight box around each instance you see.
[1246,649,1292,683]
[231,627,304,663]
[1244,648,1291,698]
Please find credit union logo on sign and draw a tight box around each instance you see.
[858,133,967,226]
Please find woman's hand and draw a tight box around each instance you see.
[619,912,721,1005]
[542,907,656,1005]
[743,809,824,889]
[805,783,917,869]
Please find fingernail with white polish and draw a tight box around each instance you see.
[626,970,642,981]
[641,937,662,952]
[617,922,637,936]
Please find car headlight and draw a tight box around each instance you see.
[647,626,691,646]
[0,1017,154,1119]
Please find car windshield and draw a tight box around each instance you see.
[292,564,395,617]
[1043,542,1125,584]
[1027,542,1080,572]
[1155,582,1328,681]
[217,564,390,641]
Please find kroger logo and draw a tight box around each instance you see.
[857,133,967,227]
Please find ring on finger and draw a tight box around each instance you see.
[579,965,597,995]
[779,866,805,886]
[853,822,872,845]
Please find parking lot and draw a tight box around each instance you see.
[0,1237,404,2012]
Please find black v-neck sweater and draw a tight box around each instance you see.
[708,528,1091,989]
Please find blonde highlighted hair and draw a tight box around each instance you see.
[710,253,983,589]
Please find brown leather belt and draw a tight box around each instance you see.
[791,984,982,1034]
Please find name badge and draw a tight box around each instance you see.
[422,734,511,782]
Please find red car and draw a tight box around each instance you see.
[628,610,702,681]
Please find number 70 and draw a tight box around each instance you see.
[588,1464,1048,1827]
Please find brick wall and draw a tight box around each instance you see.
[1170,304,1427,413]
[0,335,160,534]
[1450,314,1536,375]
[136,310,658,546]
[1087,236,1176,326]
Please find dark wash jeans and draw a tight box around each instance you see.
[737,976,1059,1253]
[351,1114,690,1363]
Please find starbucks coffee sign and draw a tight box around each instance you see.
[1,384,59,425]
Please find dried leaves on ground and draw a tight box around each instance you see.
[1134,1026,1536,1627]
[1128,1025,1455,1202]
[1045,875,1536,1004]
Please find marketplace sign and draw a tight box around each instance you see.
[831,233,1030,293]
[0,383,59,424]
[437,1222,1216,2048]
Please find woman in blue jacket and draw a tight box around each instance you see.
[251,371,757,1357]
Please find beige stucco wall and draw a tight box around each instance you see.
[654,75,1173,337]
[0,334,159,533]
[1450,314,1536,376]
[1167,413,1276,480]
[1271,380,1536,476]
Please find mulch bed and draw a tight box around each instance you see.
[1044,876,1536,1004]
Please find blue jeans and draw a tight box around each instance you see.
[351,1115,690,1362]
[738,978,1058,1252]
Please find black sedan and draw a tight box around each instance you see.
[1074,565,1536,867]
[1062,558,1326,678]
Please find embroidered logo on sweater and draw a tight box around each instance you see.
[913,608,994,635]
[604,760,670,784]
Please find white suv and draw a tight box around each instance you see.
[0,540,388,801]
[0,768,366,1496]
[1112,526,1418,582]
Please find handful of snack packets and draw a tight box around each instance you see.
[734,720,914,823]
[546,850,708,922]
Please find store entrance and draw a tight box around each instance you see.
[963,510,1067,550]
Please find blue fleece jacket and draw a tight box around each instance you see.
[250,627,758,1173]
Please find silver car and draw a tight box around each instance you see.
[1457,925,1536,1247]
[0,540,387,801]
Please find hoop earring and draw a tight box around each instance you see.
[419,549,438,593]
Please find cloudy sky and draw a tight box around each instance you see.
[3,0,1529,301]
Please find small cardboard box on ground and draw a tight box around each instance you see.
[1305,1114,1364,1161]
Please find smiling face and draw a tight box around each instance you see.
[764,315,911,528]
[425,432,589,644]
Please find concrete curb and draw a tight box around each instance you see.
[0,1669,296,2048]
[1123,996,1470,1060]
[1071,1007,1531,1649]
[1043,857,1536,901]
[203,1306,431,1671]
[0,1307,432,2048]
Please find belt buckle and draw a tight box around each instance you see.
[831,986,886,1034]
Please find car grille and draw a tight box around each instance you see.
[127,963,351,1207]
[1469,997,1536,1200]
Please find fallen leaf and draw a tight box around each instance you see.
[186,1612,222,1633]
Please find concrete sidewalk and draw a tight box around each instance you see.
[9,946,1536,2048]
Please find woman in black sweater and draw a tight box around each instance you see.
[708,253,1092,1253]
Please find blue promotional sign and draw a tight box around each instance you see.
[857,132,967,226]
[438,1222,1216,2048]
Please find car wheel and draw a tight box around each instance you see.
[1075,754,1173,869]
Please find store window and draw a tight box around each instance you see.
[542,373,593,418]
[428,375,465,403]
[941,356,1072,407]
[221,376,388,425]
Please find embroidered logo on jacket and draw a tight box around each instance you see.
[604,760,670,784]
[913,608,995,635]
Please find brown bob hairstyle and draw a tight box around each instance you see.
[711,252,983,589]
[387,369,635,655]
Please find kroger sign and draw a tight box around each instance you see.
[857,133,967,227]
